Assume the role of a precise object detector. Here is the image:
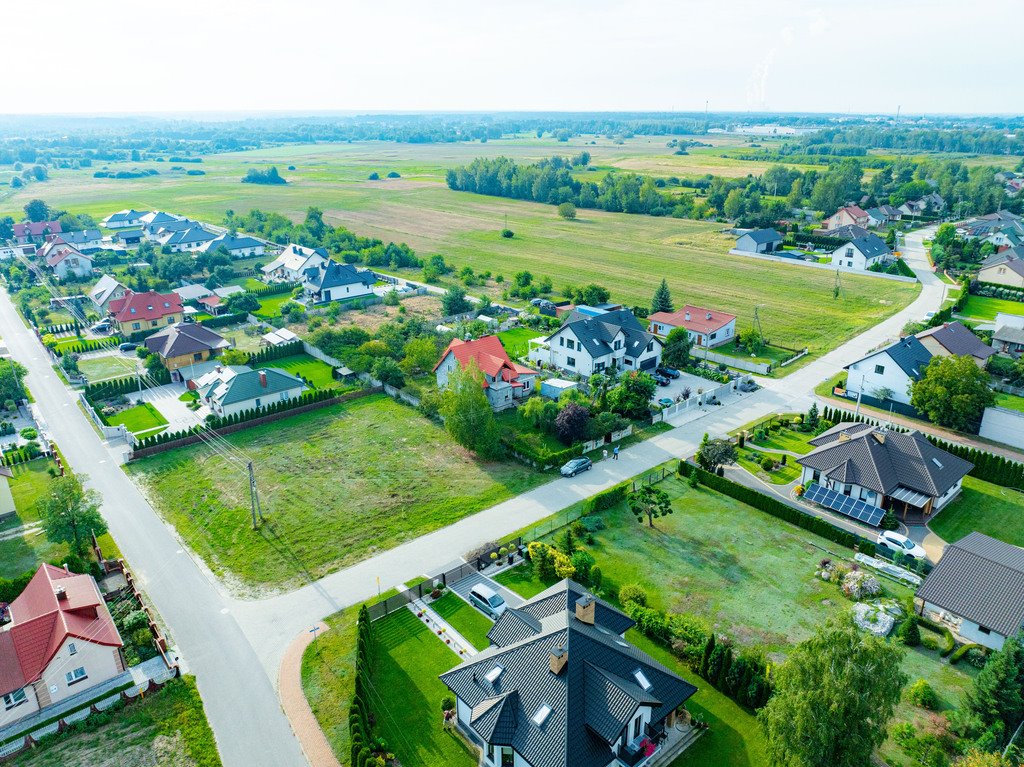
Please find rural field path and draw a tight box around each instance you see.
[0,229,949,767]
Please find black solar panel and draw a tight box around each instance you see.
[804,483,884,527]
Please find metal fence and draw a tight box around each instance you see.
[367,561,479,622]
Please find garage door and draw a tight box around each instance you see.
[640,357,658,370]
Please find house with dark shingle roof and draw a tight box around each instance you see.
[160,225,217,254]
[915,321,995,367]
[440,580,698,767]
[0,564,124,728]
[198,234,265,259]
[916,532,1024,650]
[829,233,892,271]
[102,209,148,229]
[734,228,783,254]
[797,423,972,522]
[823,224,872,241]
[301,261,375,304]
[143,322,231,376]
[434,335,538,411]
[195,365,307,418]
[978,247,1024,289]
[59,229,104,252]
[844,335,932,406]
[528,309,661,377]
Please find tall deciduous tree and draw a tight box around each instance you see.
[651,279,674,314]
[40,474,107,557]
[439,361,502,459]
[627,485,673,528]
[607,372,656,419]
[441,285,472,316]
[910,355,996,431]
[24,199,51,223]
[401,336,439,374]
[759,616,907,767]
[555,402,590,445]
[662,327,692,369]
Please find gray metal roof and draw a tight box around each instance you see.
[302,261,375,291]
[440,579,695,767]
[551,310,660,363]
[917,532,1024,637]
[846,233,891,259]
[798,424,973,499]
[740,228,783,245]
[488,608,544,647]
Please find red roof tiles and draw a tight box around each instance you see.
[434,336,535,389]
[649,305,736,335]
[108,290,183,323]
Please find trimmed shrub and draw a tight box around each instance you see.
[906,678,938,709]
[618,583,649,607]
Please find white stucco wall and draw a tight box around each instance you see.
[38,638,122,707]
[0,684,40,728]
[213,384,306,418]
[846,350,914,405]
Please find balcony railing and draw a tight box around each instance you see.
[617,737,660,767]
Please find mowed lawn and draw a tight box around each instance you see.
[254,292,298,319]
[266,353,337,388]
[79,353,140,383]
[126,394,547,592]
[929,476,1024,547]
[959,294,1024,321]
[430,590,494,651]
[106,402,168,434]
[1,140,919,356]
[497,327,543,358]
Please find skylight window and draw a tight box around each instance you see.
[932,458,944,470]
[532,704,552,727]
[633,669,652,691]
[484,666,503,684]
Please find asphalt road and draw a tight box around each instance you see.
[0,226,945,767]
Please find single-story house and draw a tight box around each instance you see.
[13,221,62,245]
[915,321,995,368]
[89,274,129,312]
[829,234,892,271]
[992,312,1024,357]
[916,532,1024,651]
[825,205,869,231]
[114,229,144,248]
[39,239,93,280]
[844,335,932,406]
[977,247,1024,289]
[102,209,148,229]
[108,290,184,333]
[0,564,124,728]
[160,226,217,254]
[197,295,225,315]
[59,229,104,252]
[301,261,375,304]
[173,283,214,303]
[648,306,737,349]
[196,365,307,418]
[139,211,182,229]
[0,245,16,260]
[261,244,328,283]
[734,228,783,254]
[143,322,231,375]
[798,422,972,522]
[440,580,698,767]
[199,234,265,259]
[434,335,539,411]
[528,308,662,377]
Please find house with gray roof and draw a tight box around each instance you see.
[843,335,933,406]
[301,261,375,304]
[734,228,783,254]
[992,312,1024,357]
[160,225,217,254]
[978,247,1024,290]
[440,580,698,767]
[194,365,307,418]
[102,209,148,229]
[88,274,128,312]
[143,323,231,378]
[915,321,995,367]
[60,229,104,252]
[528,309,661,377]
[829,233,892,271]
[199,234,265,259]
[916,532,1024,650]
[797,423,972,522]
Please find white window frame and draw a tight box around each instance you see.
[3,689,28,710]
[66,667,88,686]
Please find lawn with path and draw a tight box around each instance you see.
[734,448,801,485]
[929,476,1024,547]
[126,394,547,592]
[429,590,494,651]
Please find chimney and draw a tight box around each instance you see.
[259,371,268,388]
[706,312,712,320]
[873,430,886,444]
[55,586,67,601]
[575,594,595,625]
[549,647,567,675]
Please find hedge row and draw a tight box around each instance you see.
[52,337,123,356]
[502,433,579,469]
[127,327,163,343]
[245,282,298,297]
[246,339,304,366]
[950,642,989,665]
[40,321,82,334]
[2,447,39,466]
[198,312,248,329]
[350,605,377,767]
[971,281,1024,303]
[820,405,1024,491]
[85,369,171,403]
[677,460,876,556]
[584,482,629,513]
[918,614,956,656]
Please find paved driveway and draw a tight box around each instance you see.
[448,571,526,610]
[129,382,209,431]
[655,370,720,403]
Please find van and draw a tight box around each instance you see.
[468,583,506,619]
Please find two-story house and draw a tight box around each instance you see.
[843,335,932,406]
[301,261,375,304]
[829,234,892,271]
[434,336,538,411]
[143,323,231,377]
[38,238,93,280]
[977,247,1024,289]
[647,306,736,349]
[529,309,661,377]
[261,244,329,283]
[0,564,124,728]
[107,290,184,333]
[12,221,62,246]
[825,205,869,231]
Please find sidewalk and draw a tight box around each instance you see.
[278,621,341,767]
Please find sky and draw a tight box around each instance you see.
[6,0,1022,116]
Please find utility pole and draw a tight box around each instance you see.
[248,461,264,530]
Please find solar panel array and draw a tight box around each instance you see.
[803,483,885,527]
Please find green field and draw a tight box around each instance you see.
[106,402,168,434]
[959,294,1024,321]
[126,394,546,593]
[929,476,1024,547]
[264,353,336,388]
[0,140,919,358]
[429,590,494,651]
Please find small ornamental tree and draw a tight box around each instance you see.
[697,434,737,474]
[651,278,674,314]
[557,202,577,220]
[555,402,590,445]
[627,485,673,528]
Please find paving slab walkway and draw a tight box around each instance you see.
[278,621,341,767]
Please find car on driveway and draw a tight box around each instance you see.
[651,373,670,386]
[656,366,681,379]
[560,457,592,477]
[876,530,926,560]
[90,319,112,333]
[468,583,507,619]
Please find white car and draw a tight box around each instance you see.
[876,530,926,560]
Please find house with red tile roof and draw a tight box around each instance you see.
[0,564,124,727]
[825,205,869,231]
[434,335,539,411]
[107,290,184,333]
[648,305,737,349]
[38,237,93,280]
[12,221,61,246]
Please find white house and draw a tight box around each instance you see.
[195,366,307,418]
[529,308,661,377]
[301,261,375,304]
[829,233,892,271]
[734,228,783,254]
[40,239,93,280]
[160,226,218,253]
[992,312,1024,357]
[647,305,737,349]
[102,209,149,229]
[433,336,538,411]
[89,274,129,312]
[0,564,124,728]
[261,244,328,283]
[843,335,932,406]
[60,229,104,252]
[917,532,1024,651]
[0,244,18,260]
[199,234,265,259]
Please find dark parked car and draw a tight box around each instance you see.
[656,366,681,379]
[118,342,138,352]
[651,373,670,386]
[560,457,593,477]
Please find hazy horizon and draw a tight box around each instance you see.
[7,0,1021,117]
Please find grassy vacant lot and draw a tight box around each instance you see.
[266,353,336,388]
[253,292,298,320]
[929,476,1024,547]
[15,676,222,767]
[126,394,546,592]
[79,354,140,383]
[430,590,494,651]
[106,402,168,434]
[0,140,918,357]
[496,327,542,358]
[496,472,975,765]
[960,294,1024,321]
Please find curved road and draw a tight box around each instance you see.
[0,227,944,767]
